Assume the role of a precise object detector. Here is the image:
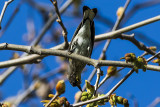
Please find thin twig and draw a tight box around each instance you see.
[101,0,131,59]
[95,15,160,41]
[147,97,160,107]
[119,33,160,58]
[50,0,68,47]
[0,0,14,29]
[98,67,125,88]
[97,42,158,88]
[0,43,66,84]
[97,46,159,88]
[13,82,36,107]
[1,13,160,83]
[30,0,73,46]
[72,51,159,107]
[0,0,22,37]
[74,0,131,103]
[1,2,160,86]
[146,51,160,62]
[94,68,101,95]
[0,43,160,70]
[71,69,135,107]
[0,0,73,85]
[122,0,160,24]
[45,92,59,107]
[94,0,131,91]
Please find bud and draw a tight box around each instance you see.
[112,94,117,102]
[152,58,160,65]
[65,101,70,107]
[49,101,59,107]
[81,96,88,101]
[123,98,128,105]
[48,94,55,98]
[97,100,105,105]
[117,7,124,19]
[117,96,123,104]
[149,46,157,51]
[88,93,93,99]
[109,94,117,106]
[135,57,147,72]
[41,100,60,107]
[11,52,20,59]
[85,80,95,93]
[57,97,67,105]
[2,102,11,107]
[74,91,82,101]
[109,99,114,106]
[56,80,65,95]
[120,53,136,63]
[82,91,88,96]
[107,66,117,76]
[41,100,50,103]
[89,102,97,107]
[99,94,108,102]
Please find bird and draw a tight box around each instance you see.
[67,6,97,91]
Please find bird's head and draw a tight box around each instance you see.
[68,75,82,91]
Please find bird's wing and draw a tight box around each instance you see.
[68,21,82,52]
[89,21,95,57]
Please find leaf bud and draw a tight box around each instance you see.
[107,66,117,76]
[117,7,124,19]
[56,80,65,95]
[81,96,88,101]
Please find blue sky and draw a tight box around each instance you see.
[0,0,160,107]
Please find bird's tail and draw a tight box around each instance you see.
[83,6,97,21]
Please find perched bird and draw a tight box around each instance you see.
[68,6,97,91]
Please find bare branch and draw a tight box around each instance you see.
[146,51,160,62]
[13,82,36,106]
[123,0,160,24]
[95,15,160,41]
[0,0,74,85]
[71,69,135,107]
[98,67,125,88]
[45,92,58,107]
[94,68,101,95]
[72,51,159,107]
[119,33,160,58]
[148,97,160,107]
[0,0,14,29]
[0,0,21,37]
[50,0,68,47]
[73,0,131,103]
[0,43,159,71]
[31,0,73,46]
[0,43,65,84]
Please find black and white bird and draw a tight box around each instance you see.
[68,6,97,91]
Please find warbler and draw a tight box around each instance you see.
[68,6,97,91]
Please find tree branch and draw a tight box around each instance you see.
[119,33,159,58]
[0,43,159,71]
[74,0,131,103]
[0,0,14,29]
[95,15,160,41]
[71,69,135,107]
[0,0,74,85]
[71,53,159,107]
[50,0,68,48]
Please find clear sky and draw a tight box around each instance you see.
[0,0,160,107]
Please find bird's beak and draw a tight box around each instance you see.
[77,85,82,92]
